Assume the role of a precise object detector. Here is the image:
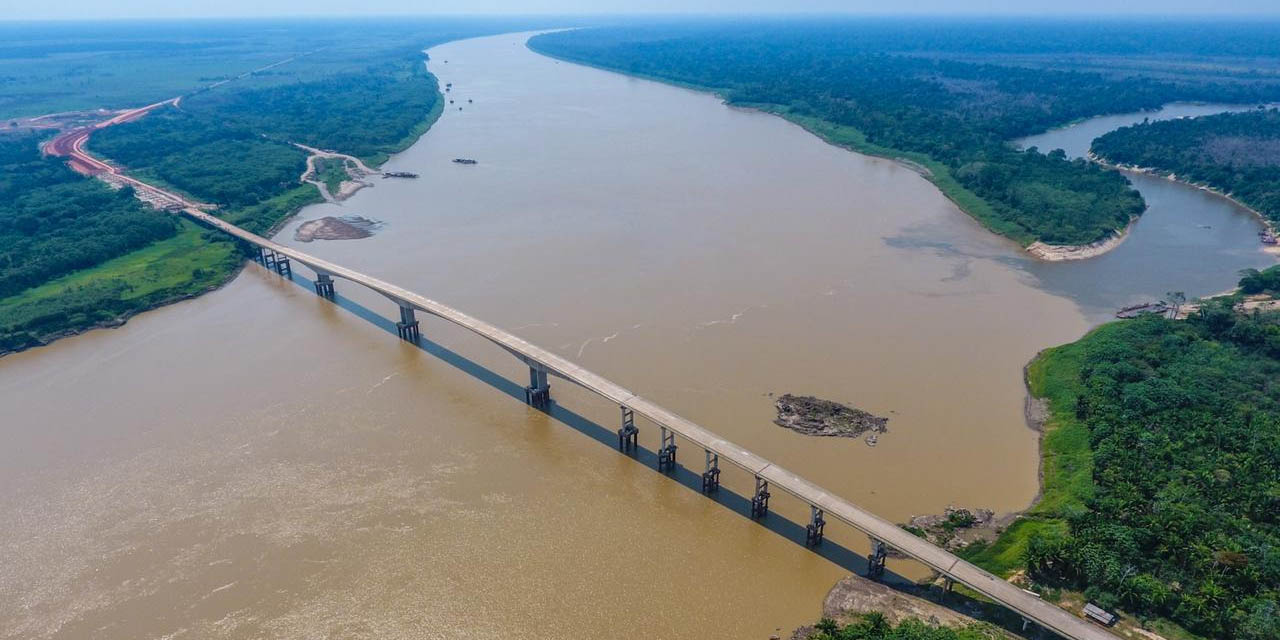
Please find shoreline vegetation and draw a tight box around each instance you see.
[1089,108,1280,255]
[528,29,1280,256]
[1086,150,1280,257]
[526,43,1037,252]
[1,48,455,355]
[959,282,1280,640]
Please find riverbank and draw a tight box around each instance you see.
[0,74,448,358]
[1025,216,1138,261]
[527,36,1157,262]
[1088,151,1280,257]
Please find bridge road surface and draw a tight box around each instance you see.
[180,206,1116,640]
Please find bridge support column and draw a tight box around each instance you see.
[806,506,826,546]
[274,256,291,278]
[657,426,677,472]
[263,250,277,268]
[701,450,720,493]
[250,245,266,264]
[942,577,954,595]
[397,305,420,343]
[314,273,334,299]
[618,406,638,453]
[525,364,550,408]
[750,476,770,519]
[867,538,887,580]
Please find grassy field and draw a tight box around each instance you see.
[960,339,1094,574]
[0,221,242,353]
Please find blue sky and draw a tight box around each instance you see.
[9,0,1280,20]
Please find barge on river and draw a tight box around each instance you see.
[1116,301,1169,319]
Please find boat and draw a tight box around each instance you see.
[1261,230,1278,245]
[452,158,478,165]
[381,171,418,179]
[1115,301,1169,319]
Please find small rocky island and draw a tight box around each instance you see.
[294,215,383,242]
[901,506,1004,552]
[773,394,888,445]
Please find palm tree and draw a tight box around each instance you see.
[1166,291,1186,318]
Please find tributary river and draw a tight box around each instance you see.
[1,33,1275,640]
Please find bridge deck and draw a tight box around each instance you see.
[184,207,1116,640]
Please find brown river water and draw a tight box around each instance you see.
[1,32,1274,639]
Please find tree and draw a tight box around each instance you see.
[1166,291,1186,318]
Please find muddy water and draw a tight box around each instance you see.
[0,32,1120,639]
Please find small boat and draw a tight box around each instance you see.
[452,158,478,165]
[381,171,418,179]
[1115,301,1169,319]
[1261,230,1278,245]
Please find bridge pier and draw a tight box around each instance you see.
[867,538,888,580]
[525,364,550,408]
[657,426,677,472]
[618,406,638,453]
[396,305,420,342]
[942,577,955,595]
[701,450,720,493]
[250,245,266,264]
[806,506,826,546]
[274,256,292,278]
[263,250,276,268]
[314,273,335,299]
[750,476,770,519]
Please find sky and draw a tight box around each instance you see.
[6,0,1280,20]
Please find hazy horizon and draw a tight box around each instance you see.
[7,1,1280,21]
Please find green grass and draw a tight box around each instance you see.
[0,220,242,352]
[314,157,349,193]
[959,336,1098,576]
[220,183,323,235]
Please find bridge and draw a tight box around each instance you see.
[179,205,1117,640]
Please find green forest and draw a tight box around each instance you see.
[530,25,1280,245]
[0,138,177,300]
[187,58,444,164]
[0,20,519,354]
[806,614,1002,640]
[89,107,309,208]
[1092,108,1280,226]
[965,293,1280,639]
[1239,265,1280,295]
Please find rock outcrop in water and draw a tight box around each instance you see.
[294,215,383,242]
[773,394,888,441]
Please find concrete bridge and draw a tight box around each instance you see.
[184,206,1117,640]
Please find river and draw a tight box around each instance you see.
[0,33,1273,640]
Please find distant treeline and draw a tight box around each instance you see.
[1092,108,1280,226]
[530,26,1280,245]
